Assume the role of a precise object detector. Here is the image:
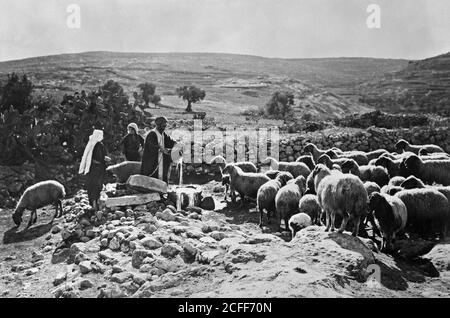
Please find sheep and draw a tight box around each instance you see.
[298,194,321,225]
[305,171,316,195]
[395,139,444,155]
[261,157,311,179]
[265,170,282,180]
[317,154,348,170]
[395,188,449,239]
[325,149,369,166]
[402,154,450,186]
[418,148,450,158]
[364,181,381,197]
[12,180,66,228]
[275,176,306,231]
[304,143,329,162]
[216,158,259,202]
[209,155,257,173]
[367,192,408,252]
[388,176,406,187]
[340,159,389,187]
[222,164,270,206]
[374,156,404,177]
[289,213,312,239]
[313,164,367,236]
[106,161,141,183]
[364,149,390,161]
[381,185,404,196]
[400,175,426,190]
[257,172,294,227]
[295,155,316,171]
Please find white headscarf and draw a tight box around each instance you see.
[127,123,139,134]
[79,130,104,175]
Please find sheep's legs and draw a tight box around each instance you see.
[52,202,59,222]
[324,209,331,232]
[352,215,361,237]
[26,210,37,229]
[59,200,63,217]
[338,211,349,234]
[330,211,336,232]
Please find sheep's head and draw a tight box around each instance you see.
[260,157,275,167]
[317,154,332,168]
[374,156,391,169]
[402,155,422,177]
[276,171,294,186]
[341,159,358,174]
[221,174,230,186]
[294,176,307,194]
[395,139,409,152]
[209,155,226,165]
[304,143,315,154]
[387,186,403,196]
[222,163,235,176]
[400,175,425,190]
[325,149,338,159]
[418,147,429,156]
[297,155,315,169]
[312,164,330,179]
[12,208,24,227]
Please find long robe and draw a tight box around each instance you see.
[121,133,144,161]
[85,142,107,204]
[140,129,176,183]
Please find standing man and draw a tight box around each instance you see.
[141,116,177,183]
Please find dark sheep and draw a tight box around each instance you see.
[395,188,449,239]
[402,154,450,186]
[275,176,307,231]
[368,192,407,252]
[298,194,321,225]
[395,139,444,155]
[400,176,426,190]
[317,154,347,170]
[325,149,369,166]
[258,172,294,227]
[364,181,381,197]
[295,155,316,171]
[341,159,389,187]
[12,180,66,228]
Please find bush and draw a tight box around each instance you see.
[265,91,294,119]
[0,73,33,114]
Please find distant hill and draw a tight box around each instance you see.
[0,51,408,120]
[357,52,450,115]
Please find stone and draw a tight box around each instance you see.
[186,229,204,239]
[166,205,177,213]
[51,225,62,234]
[245,234,284,244]
[105,193,161,208]
[112,265,125,274]
[153,257,182,273]
[424,244,450,272]
[110,272,132,284]
[143,224,157,234]
[182,242,198,259]
[132,249,153,269]
[132,274,147,286]
[155,209,177,222]
[98,286,127,298]
[101,238,108,247]
[90,261,107,274]
[31,251,44,263]
[79,261,92,274]
[209,231,227,241]
[196,251,222,264]
[395,239,436,259]
[25,268,39,276]
[140,237,162,250]
[200,196,215,211]
[108,237,121,251]
[98,250,119,265]
[126,175,168,194]
[161,243,183,258]
[79,279,94,290]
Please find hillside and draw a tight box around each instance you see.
[0,52,408,120]
[358,52,450,115]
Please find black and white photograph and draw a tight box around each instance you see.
[0,0,449,302]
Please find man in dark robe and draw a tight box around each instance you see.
[141,117,176,183]
[120,123,144,161]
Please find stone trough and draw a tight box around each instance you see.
[167,185,202,211]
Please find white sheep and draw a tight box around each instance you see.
[12,180,66,228]
[325,149,369,166]
[261,157,311,179]
[222,164,270,206]
[275,176,307,231]
[313,164,367,236]
[289,213,312,239]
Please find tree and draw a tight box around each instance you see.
[265,91,295,119]
[138,83,156,107]
[150,94,161,108]
[176,85,206,112]
[0,73,33,114]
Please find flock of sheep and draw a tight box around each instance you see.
[215,139,450,252]
[9,138,450,254]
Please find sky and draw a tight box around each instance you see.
[0,0,449,62]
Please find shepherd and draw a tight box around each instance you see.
[141,116,177,183]
[79,129,110,211]
[120,122,145,161]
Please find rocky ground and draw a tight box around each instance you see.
[0,180,449,298]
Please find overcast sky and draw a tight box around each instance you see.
[0,0,449,62]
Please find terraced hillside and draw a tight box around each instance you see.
[0,52,408,120]
[358,52,450,115]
